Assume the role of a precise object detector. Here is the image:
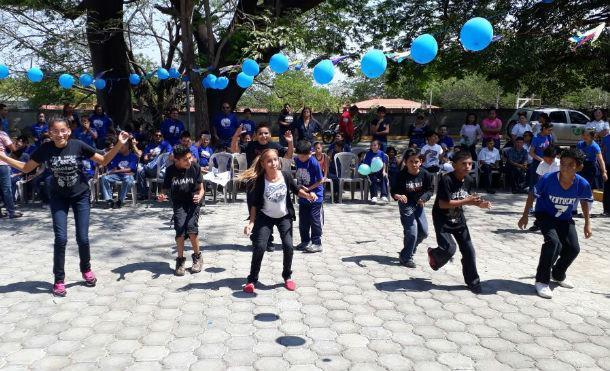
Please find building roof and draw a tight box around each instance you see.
[351,98,439,111]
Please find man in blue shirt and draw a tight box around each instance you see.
[518,148,593,299]
[137,130,172,197]
[89,104,114,148]
[177,131,200,164]
[72,117,98,148]
[160,107,185,146]
[31,112,48,145]
[197,132,214,169]
[294,140,325,253]
[239,108,256,137]
[101,140,138,208]
[212,102,239,150]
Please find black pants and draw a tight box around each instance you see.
[429,216,479,286]
[247,213,294,284]
[535,213,580,284]
[298,202,323,245]
[479,163,495,189]
[247,191,273,246]
[508,164,527,192]
[603,163,610,214]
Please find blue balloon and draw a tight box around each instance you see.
[360,49,387,78]
[411,34,438,64]
[27,67,44,83]
[313,60,335,85]
[58,74,74,89]
[0,65,9,79]
[79,74,93,87]
[269,53,289,74]
[357,164,371,176]
[203,74,217,89]
[214,76,229,90]
[460,17,494,52]
[157,67,170,80]
[236,72,254,88]
[94,79,106,90]
[168,68,180,79]
[242,58,259,76]
[129,74,141,85]
[370,157,384,173]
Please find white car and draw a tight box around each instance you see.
[507,107,590,146]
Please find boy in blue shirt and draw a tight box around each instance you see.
[294,140,324,253]
[178,131,200,164]
[197,132,214,170]
[72,117,98,148]
[239,108,256,137]
[100,140,138,208]
[89,104,114,148]
[160,108,185,146]
[363,140,389,203]
[518,148,593,299]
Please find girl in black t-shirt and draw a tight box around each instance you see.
[390,148,434,268]
[238,149,316,294]
[0,117,130,297]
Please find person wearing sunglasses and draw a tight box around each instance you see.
[137,131,172,197]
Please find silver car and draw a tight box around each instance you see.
[507,107,590,146]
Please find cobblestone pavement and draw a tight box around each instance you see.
[1,192,609,371]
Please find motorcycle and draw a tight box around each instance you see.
[321,116,364,145]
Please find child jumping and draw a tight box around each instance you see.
[240,149,316,293]
[391,148,434,268]
[294,140,325,253]
[518,148,593,299]
[157,145,205,276]
[427,150,492,293]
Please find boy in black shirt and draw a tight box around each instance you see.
[158,145,204,276]
[428,151,492,293]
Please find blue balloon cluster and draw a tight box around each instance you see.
[129,74,141,85]
[411,34,438,64]
[157,68,170,80]
[168,68,180,79]
[214,76,229,90]
[94,79,106,90]
[242,59,259,76]
[360,49,387,78]
[0,65,9,79]
[79,74,93,87]
[236,72,254,88]
[203,74,217,89]
[27,67,44,83]
[460,17,494,52]
[269,53,289,74]
[370,157,384,173]
[313,60,335,85]
[58,74,74,89]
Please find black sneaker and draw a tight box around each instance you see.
[191,252,202,273]
[468,280,482,294]
[8,211,23,219]
[106,200,115,209]
[266,242,275,252]
[116,200,123,209]
[399,255,416,268]
[175,257,186,276]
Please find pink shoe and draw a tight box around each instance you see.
[284,279,296,291]
[243,283,255,293]
[52,281,66,297]
[82,270,97,287]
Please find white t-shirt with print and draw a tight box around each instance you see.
[420,144,443,168]
[261,176,288,218]
[585,120,609,134]
[536,158,560,176]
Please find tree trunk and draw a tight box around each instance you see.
[85,0,132,128]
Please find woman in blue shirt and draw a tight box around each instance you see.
[576,129,607,191]
[518,148,593,299]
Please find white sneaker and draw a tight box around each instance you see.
[552,278,575,289]
[535,282,553,299]
[381,197,389,203]
[305,244,323,253]
[371,197,378,203]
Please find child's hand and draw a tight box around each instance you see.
[517,215,528,230]
[417,199,425,207]
[584,221,592,239]
[394,195,408,203]
[476,200,492,209]
[308,192,318,202]
[244,222,254,236]
[193,193,202,204]
[157,194,168,202]
[464,194,481,205]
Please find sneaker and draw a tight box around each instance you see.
[191,252,203,273]
[106,200,115,209]
[551,277,574,289]
[8,211,23,219]
[468,280,482,294]
[115,200,123,209]
[295,242,311,251]
[381,196,389,203]
[243,282,255,293]
[284,279,296,291]
[52,281,66,297]
[371,197,378,203]
[535,282,553,299]
[175,257,186,276]
[427,248,439,271]
[398,255,416,268]
[82,270,97,287]
[304,243,323,253]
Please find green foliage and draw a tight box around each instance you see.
[561,87,609,110]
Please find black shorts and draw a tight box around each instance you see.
[173,202,200,238]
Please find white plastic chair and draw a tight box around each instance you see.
[334,152,364,203]
[231,153,248,201]
[209,152,233,203]
[147,152,170,199]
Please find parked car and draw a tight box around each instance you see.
[506,107,590,146]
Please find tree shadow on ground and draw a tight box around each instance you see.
[111,261,173,281]
[375,277,538,296]
[0,280,79,294]
[342,255,400,267]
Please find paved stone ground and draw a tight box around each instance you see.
[1,191,609,371]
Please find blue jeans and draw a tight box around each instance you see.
[50,190,92,281]
[101,173,134,202]
[398,203,428,261]
[298,202,323,245]
[368,172,388,198]
[0,165,15,215]
[137,166,157,195]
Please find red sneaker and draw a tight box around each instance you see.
[52,281,66,297]
[243,283,255,293]
[427,248,439,271]
[82,270,97,287]
[284,279,296,291]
